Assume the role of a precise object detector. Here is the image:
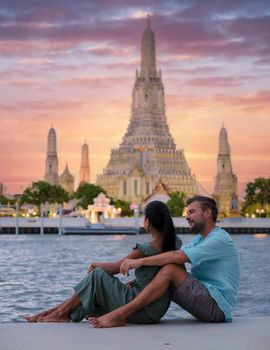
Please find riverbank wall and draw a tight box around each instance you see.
[0,217,269,234]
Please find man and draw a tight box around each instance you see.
[89,196,240,327]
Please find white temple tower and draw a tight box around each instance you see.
[80,142,90,184]
[213,126,238,217]
[97,16,198,202]
[44,127,59,185]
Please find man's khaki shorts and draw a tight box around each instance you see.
[172,274,225,323]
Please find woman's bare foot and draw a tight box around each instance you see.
[38,308,70,323]
[87,310,128,328]
[22,315,38,322]
[22,306,60,322]
[38,294,80,322]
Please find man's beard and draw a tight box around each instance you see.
[189,220,206,233]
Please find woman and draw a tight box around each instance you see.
[24,201,182,324]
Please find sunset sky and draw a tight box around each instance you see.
[0,0,269,199]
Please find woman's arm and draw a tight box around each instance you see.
[120,250,189,276]
[88,247,145,275]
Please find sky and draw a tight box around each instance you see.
[0,0,269,200]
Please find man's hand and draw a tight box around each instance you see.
[120,258,143,276]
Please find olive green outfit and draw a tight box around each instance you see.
[70,242,171,324]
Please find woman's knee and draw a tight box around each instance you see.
[83,267,107,285]
[91,267,107,279]
[92,267,104,274]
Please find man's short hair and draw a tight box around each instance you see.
[187,196,218,222]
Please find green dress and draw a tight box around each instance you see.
[70,242,171,324]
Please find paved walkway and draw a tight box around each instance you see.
[0,317,269,350]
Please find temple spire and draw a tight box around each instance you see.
[44,127,59,185]
[141,15,157,76]
[59,161,74,195]
[147,14,151,28]
[80,142,90,184]
[213,126,238,216]
[219,126,230,155]
[97,17,198,202]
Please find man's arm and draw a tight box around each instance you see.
[120,250,189,276]
[88,247,145,275]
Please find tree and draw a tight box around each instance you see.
[0,195,15,205]
[75,183,106,209]
[242,177,270,217]
[20,181,69,208]
[111,199,133,217]
[167,191,186,217]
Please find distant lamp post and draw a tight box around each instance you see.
[256,209,265,218]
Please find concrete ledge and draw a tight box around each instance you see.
[0,317,269,350]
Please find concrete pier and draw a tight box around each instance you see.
[0,317,269,350]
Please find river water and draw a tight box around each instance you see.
[0,233,269,323]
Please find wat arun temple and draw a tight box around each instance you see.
[43,17,238,217]
[97,17,200,202]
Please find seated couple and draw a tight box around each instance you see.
[24,196,240,327]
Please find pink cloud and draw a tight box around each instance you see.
[185,75,255,87]
[0,40,74,56]
[59,76,131,88]
[86,47,120,56]
[0,1,269,62]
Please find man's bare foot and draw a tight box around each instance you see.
[87,311,128,328]
[22,306,59,322]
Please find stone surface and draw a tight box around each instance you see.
[0,317,269,350]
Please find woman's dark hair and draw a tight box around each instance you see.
[144,201,177,252]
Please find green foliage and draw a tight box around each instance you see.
[242,177,270,217]
[167,191,186,217]
[20,181,69,207]
[0,195,15,205]
[111,199,133,217]
[75,183,106,209]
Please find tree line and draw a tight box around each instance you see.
[1,177,269,217]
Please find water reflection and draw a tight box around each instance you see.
[111,235,126,241]
[254,233,268,239]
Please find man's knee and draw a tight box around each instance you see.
[159,264,187,288]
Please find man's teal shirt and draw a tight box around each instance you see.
[181,227,240,321]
